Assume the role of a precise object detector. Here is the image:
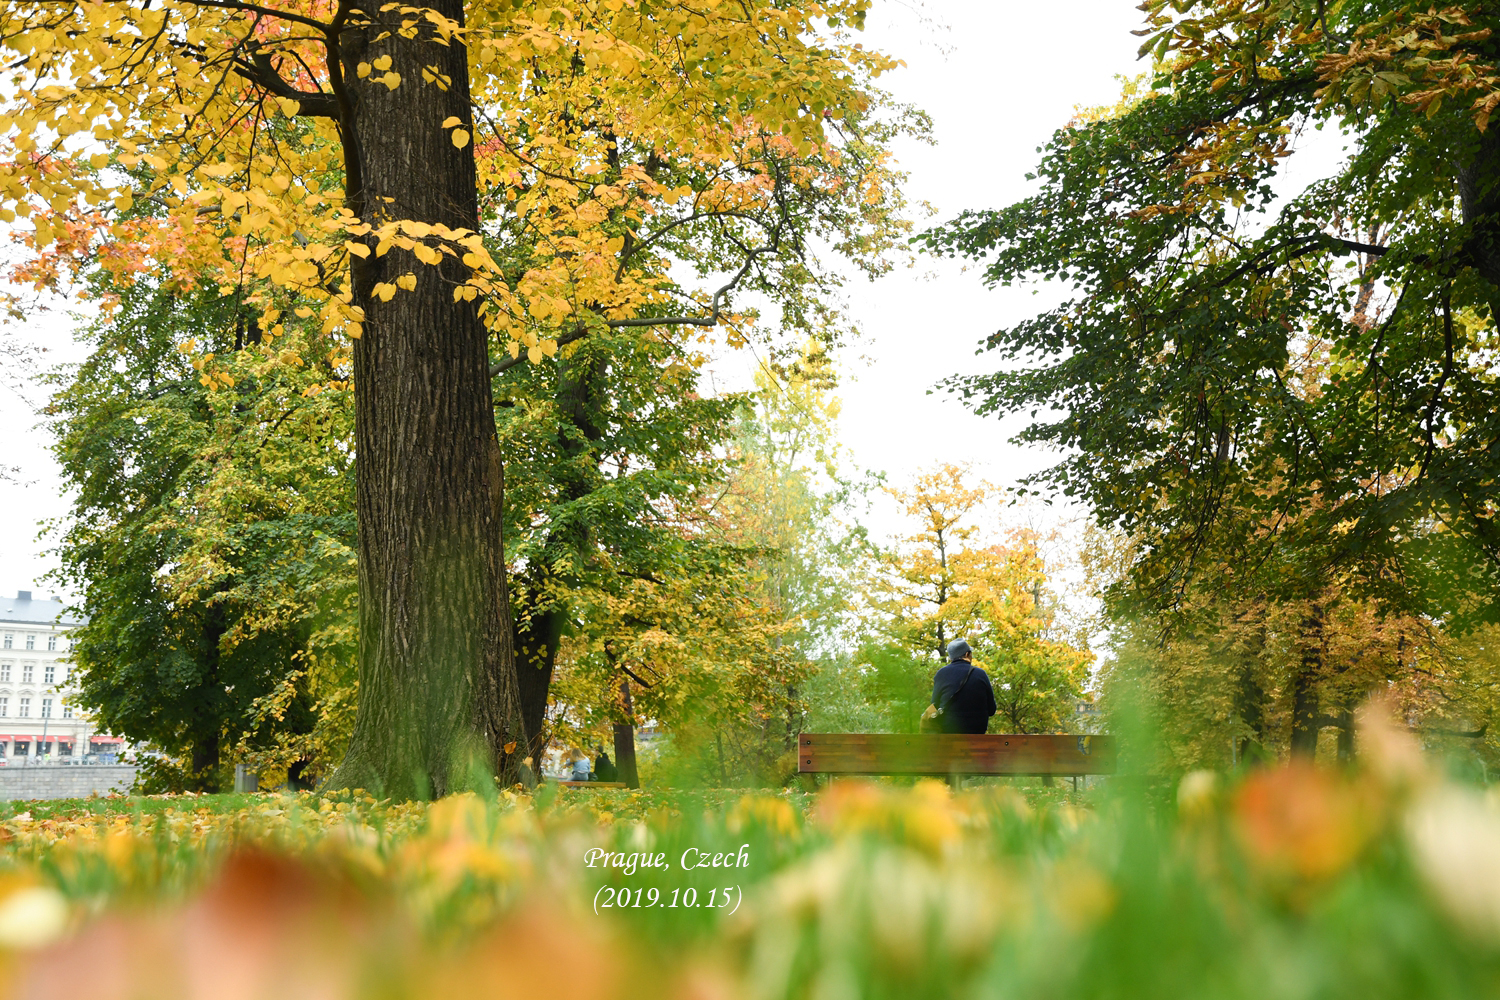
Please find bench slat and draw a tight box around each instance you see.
[555,780,628,788]
[798,733,1115,776]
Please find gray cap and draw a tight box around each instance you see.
[946,638,972,661]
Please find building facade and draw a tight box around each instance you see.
[0,591,123,764]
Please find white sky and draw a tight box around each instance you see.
[706,0,1149,539]
[0,0,1153,600]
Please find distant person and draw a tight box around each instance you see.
[570,750,592,782]
[594,750,618,782]
[929,639,997,735]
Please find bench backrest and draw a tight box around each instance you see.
[798,733,1116,776]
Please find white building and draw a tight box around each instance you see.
[0,591,124,764]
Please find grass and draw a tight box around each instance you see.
[0,726,1498,998]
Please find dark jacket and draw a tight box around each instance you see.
[931,660,997,735]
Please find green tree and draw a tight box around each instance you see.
[921,3,1500,640]
[544,344,869,785]
[867,466,1091,735]
[48,281,356,790]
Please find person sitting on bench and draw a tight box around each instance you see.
[929,639,997,734]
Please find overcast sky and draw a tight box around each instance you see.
[0,0,1151,600]
[706,0,1148,537]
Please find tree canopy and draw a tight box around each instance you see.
[922,0,1500,631]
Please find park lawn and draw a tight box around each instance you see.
[0,751,1494,999]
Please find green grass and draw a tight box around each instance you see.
[0,763,1495,999]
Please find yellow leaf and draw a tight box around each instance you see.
[379,72,402,91]
[357,62,372,78]
[372,281,396,302]
[373,54,392,71]
[451,129,470,148]
[396,272,417,291]
[503,741,517,754]
[441,116,462,128]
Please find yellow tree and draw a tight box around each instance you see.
[871,465,1091,733]
[0,1,906,796]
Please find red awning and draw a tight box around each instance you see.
[90,736,123,744]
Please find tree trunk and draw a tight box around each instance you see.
[1457,114,1500,316]
[326,0,524,798]
[613,675,640,788]
[514,599,563,766]
[1289,607,1325,759]
[1234,624,1269,765]
[511,350,606,760]
[190,601,228,792]
[190,730,221,792]
[1335,708,1355,763]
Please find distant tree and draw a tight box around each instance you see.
[868,466,1091,734]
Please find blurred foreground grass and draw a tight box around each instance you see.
[0,718,1498,998]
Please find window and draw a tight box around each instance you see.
[0,697,9,717]
[24,635,34,650]
[3,635,11,649]
[21,664,32,684]
[43,665,54,685]
[61,702,72,719]
[0,664,9,683]
[19,698,30,718]
[57,742,70,756]
[41,698,51,718]
[13,742,26,756]
[46,635,55,651]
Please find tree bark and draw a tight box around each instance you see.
[189,601,228,792]
[1457,113,1500,316]
[1289,607,1325,759]
[1335,707,1355,763]
[1234,623,1269,765]
[511,349,606,761]
[325,0,524,798]
[613,675,640,788]
[514,594,563,766]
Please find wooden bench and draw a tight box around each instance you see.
[554,780,628,788]
[797,733,1116,781]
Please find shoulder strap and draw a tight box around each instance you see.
[937,665,976,714]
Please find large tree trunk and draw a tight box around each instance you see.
[326,0,524,798]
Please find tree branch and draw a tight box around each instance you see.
[488,241,773,378]
[231,41,340,119]
[177,0,334,34]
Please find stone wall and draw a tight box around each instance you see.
[0,764,137,801]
